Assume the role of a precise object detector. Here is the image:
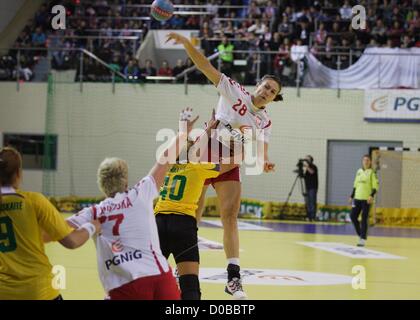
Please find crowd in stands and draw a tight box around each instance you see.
[0,0,419,85]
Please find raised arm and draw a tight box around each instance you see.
[166,32,221,86]
[148,108,199,189]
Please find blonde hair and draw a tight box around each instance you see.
[97,158,128,197]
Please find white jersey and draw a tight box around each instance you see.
[215,73,272,144]
[67,175,169,293]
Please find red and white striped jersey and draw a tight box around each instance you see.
[215,73,272,144]
[67,176,169,293]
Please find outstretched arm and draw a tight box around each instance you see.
[149,108,199,189]
[59,221,101,249]
[166,32,221,86]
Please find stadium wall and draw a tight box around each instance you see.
[1,82,419,207]
[0,82,47,192]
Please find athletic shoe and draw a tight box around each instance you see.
[357,238,366,247]
[225,277,247,300]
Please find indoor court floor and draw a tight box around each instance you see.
[46,216,420,300]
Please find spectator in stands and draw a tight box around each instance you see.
[401,35,414,48]
[371,19,387,45]
[310,42,320,55]
[184,57,202,83]
[367,38,378,48]
[120,23,133,36]
[353,39,365,61]
[331,21,342,43]
[245,52,259,85]
[322,36,336,68]
[31,27,46,47]
[407,9,419,31]
[391,6,405,24]
[34,4,49,30]
[389,20,404,47]
[172,59,186,78]
[277,16,294,39]
[295,19,310,46]
[316,7,330,23]
[75,20,88,48]
[224,21,235,36]
[170,15,185,29]
[338,38,351,69]
[314,22,327,45]
[248,19,267,35]
[185,15,200,30]
[217,36,234,77]
[273,40,291,80]
[199,21,214,38]
[268,32,282,51]
[247,1,262,19]
[228,11,240,30]
[157,60,173,77]
[124,59,140,79]
[140,59,157,77]
[49,31,66,69]
[380,0,393,24]
[206,0,218,16]
[264,1,276,20]
[15,30,31,48]
[367,7,378,26]
[13,55,33,81]
[339,0,353,20]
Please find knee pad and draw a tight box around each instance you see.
[179,274,201,300]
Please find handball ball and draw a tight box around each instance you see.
[151,0,174,21]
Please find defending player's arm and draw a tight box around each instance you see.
[34,193,101,249]
[59,221,101,249]
[149,108,199,189]
[166,32,221,86]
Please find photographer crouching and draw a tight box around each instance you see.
[302,155,318,222]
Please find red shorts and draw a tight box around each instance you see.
[204,166,241,186]
[108,270,180,300]
[201,135,241,186]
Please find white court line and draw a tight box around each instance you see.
[297,242,407,259]
[202,219,272,231]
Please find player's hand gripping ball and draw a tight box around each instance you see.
[151,0,174,21]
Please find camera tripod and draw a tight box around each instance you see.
[280,173,307,219]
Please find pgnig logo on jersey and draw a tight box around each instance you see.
[105,250,143,270]
[111,239,124,253]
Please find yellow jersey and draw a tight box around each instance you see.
[154,163,220,218]
[0,188,72,300]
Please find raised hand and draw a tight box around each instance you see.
[179,107,199,134]
[166,32,189,45]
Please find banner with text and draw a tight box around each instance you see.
[364,89,420,123]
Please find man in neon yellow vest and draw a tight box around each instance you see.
[217,36,234,76]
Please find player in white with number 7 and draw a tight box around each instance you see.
[166,32,283,299]
[67,108,198,300]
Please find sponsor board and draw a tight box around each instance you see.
[364,90,420,122]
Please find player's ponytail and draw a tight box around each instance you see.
[0,147,23,206]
